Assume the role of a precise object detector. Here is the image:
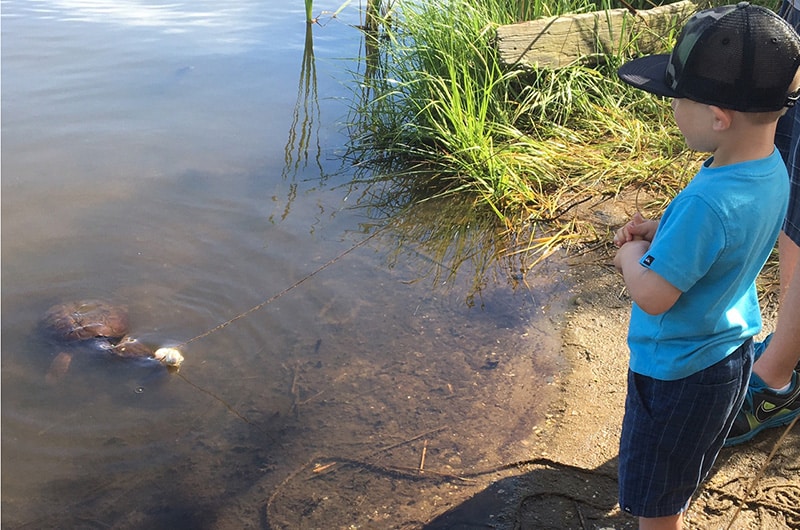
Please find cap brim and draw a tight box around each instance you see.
[617,54,680,98]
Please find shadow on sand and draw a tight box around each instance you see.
[423,456,636,530]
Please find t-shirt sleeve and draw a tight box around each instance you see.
[638,195,726,293]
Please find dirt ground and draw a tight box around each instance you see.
[423,195,800,530]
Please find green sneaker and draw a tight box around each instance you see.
[724,370,800,446]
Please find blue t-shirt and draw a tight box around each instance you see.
[628,149,789,380]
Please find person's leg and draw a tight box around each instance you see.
[753,232,800,389]
[779,230,800,298]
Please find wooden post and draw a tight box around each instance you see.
[495,1,697,69]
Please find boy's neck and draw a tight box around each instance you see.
[709,119,778,168]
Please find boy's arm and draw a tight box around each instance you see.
[614,240,681,315]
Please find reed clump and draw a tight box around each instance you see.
[346,0,707,262]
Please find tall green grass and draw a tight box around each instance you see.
[341,0,786,292]
[509,0,667,22]
[347,0,688,237]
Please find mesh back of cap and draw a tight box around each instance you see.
[671,4,800,112]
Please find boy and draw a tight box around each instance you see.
[613,3,800,529]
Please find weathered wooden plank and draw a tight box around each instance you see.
[496,1,697,69]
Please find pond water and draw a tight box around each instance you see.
[2,1,573,528]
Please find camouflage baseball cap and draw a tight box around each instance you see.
[618,2,800,112]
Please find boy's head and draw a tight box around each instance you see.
[618,2,800,112]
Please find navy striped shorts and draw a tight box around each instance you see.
[776,0,800,247]
[618,340,753,518]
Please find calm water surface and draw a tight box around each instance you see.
[2,2,571,527]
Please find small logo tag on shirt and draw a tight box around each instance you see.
[642,255,655,267]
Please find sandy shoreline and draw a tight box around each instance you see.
[511,252,799,529]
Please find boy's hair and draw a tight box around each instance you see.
[617,3,800,113]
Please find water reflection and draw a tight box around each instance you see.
[280,24,323,224]
[29,0,284,51]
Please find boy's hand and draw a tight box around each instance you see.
[613,212,659,248]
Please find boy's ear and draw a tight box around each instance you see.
[709,105,733,131]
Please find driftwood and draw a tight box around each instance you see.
[496,0,697,69]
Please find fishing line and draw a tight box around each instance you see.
[175,227,385,350]
[169,226,387,432]
[723,415,799,530]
